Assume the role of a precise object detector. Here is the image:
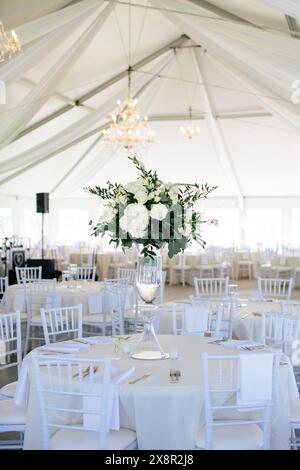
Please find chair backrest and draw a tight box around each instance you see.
[172,302,225,337]
[74,266,96,281]
[258,277,293,301]
[203,299,234,339]
[0,276,8,308]
[201,352,278,450]
[16,266,42,284]
[194,277,229,299]
[261,311,300,352]
[281,300,300,316]
[0,311,22,375]
[31,354,112,450]
[117,267,136,285]
[40,305,83,345]
[104,278,129,335]
[24,279,58,318]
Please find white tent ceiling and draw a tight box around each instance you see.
[0,0,300,200]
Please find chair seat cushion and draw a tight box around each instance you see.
[0,399,26,425]
[196,423,263,450]
[50,427,137,450]
[290,398,300,424]
[0,381,18,399]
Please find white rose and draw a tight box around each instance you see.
[120,203,149,238]
[150,203,168,221]
[100,205,116,224]
[125,178,145,195]
[135,190,148,205]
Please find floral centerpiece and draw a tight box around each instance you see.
[86,156,217,258]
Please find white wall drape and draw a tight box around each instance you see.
[259,0,300,18]
[0,2,114,151]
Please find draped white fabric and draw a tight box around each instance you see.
[259,0,300,18]
[150,0,300,130]
[15,0,103,46]
[0,52,173,177]
[0,10,98,86]
[0,3,114,151]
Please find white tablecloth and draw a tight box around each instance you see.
[7,281,134,317]
[20,335,291,450]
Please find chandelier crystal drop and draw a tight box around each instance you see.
[102,68,155,150]
[179,106,200,140]
[0,22,21,63]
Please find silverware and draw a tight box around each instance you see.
[71,339,90,345]
[128,372,151,384]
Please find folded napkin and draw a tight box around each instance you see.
[221,340,265,350]
[88,292,102,314]
[37,342,89,353]
[0,340,6,365]
[80,336,117,345]
[13,290,26,311]
[83,366,135,431]
[182,306,208,335]
[237,353,274,407]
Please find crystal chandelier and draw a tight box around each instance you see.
[0,22,21,63]
[102,68,155,150]
[179,106,200,140]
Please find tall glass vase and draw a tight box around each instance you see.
[131,253,169,360]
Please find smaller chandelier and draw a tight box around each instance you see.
[179,106,200,140]
[0,22,21,63]
[102,68,155,150]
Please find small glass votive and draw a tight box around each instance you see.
[170,349,178,360]
[122,343,131,356]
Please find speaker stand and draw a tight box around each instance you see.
[41,212,44,260]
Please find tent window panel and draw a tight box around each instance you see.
[202,209,240,247]
[23,210,41,244]
[246,209,281,249]
[0,208,13,238]
[292,209,300,247]
[57,210,89,244]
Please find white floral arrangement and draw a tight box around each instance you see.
[86,156,217,258]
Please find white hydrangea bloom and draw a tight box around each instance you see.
[100,205,116,224]
[120,203,149,238]
[150,203,168,221]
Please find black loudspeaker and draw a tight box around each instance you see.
[36,193,49,213]
[27,259,55,279]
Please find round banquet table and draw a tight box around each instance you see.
[6,281,134,317]
[21,335,290,450]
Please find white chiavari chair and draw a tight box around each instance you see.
[104,279,129,336]
[24,279,59,355]
[41,305,83,345]
[31,354,137,450]
[196,353,278,450]
[0,311,22,400]
[204,299,234,340]
[83,290,110,337]
[258,277,293,301]
[261,312,300,352]
[0,311,26,449]
[281,300,300,316]
[194,254,215,279]
[172,302,224,337]
[236,251,253,280]
[0,276,8,311]
[169,253,192,287]
[74,266,96,281]
[16,266,42,284]
[194,277,229,300]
